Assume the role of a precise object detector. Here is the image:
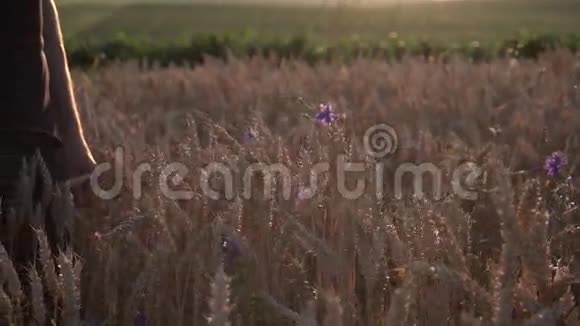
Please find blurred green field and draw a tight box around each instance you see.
[58,0,580,44]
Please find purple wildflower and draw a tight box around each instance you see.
[315,103,338,126]
[242,128,257,144]
[223,235,242,270]
[544,151,567,177]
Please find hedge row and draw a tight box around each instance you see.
[65,33,580,69]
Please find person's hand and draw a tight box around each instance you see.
[54,134,97,208]
[67,174,94,208]
[57,136,96,179]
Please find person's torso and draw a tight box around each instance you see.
[0,1,56,140]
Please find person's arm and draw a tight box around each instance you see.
[42,0,96,180]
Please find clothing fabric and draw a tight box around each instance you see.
[0,0,60,145]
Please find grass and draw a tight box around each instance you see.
[1,51,580,324]
[58,0,580,44]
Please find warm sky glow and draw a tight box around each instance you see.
[60,0,465,4]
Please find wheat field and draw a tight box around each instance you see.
[1,51,580,325]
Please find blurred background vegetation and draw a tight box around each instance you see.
[57,0,580,67]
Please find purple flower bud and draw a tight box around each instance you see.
[242,129,257,144]
[315,103,338,126]
[222,235,242,270]
[544,151,567,177]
